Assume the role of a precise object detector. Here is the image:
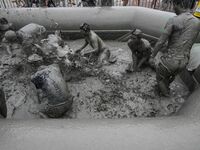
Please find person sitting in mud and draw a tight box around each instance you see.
[151,0,200,97]
[0,88,7,118]
[76,23,113,65]
[126,29,152,72]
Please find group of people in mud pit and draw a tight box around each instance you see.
[1,0,200,118]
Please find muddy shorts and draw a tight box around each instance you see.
[41,96,73,118]
[156,55,188,82]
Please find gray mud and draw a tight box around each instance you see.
[0,40,189,119]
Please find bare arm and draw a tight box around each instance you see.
[132,53,138,71]
[82,36,100,55]
[151,34,169,57]
[76,40,89,54]
[137,56,148,70]
[152,18,173,57]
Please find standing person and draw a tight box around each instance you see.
[151,0,157,8]
[46,0,56,7]
[122,0,128,6]
[161,0,170,11]
[151,0,200,97]
[137,0,140,6]
[190,0,197,9]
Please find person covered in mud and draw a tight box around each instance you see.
[76,23,113,65]
[126,29,152,72]
[0,18,16,56]
[1,30,19,56]
[1,23,46,56]
[0,88,7,118]
[151,0,200,97]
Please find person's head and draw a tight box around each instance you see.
[0,18,8,25]
[173,0,192,15]
[131,29,142,40]
[4,30,17,42]
[80,23,90,35]
[0,18,13,31]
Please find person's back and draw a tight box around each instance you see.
[167,12,200,58]
[88,30,106,53]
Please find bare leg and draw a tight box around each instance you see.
[136,56,148,71]
[122,0,128,6]
[6,45,12,56]
[98,48,110,65]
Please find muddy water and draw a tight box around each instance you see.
[0,40,189,119]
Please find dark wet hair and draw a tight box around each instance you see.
[173,0,195,9]
[80,23,90,32]
[0,18,8,24]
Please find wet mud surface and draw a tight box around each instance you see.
[0,40,189,119]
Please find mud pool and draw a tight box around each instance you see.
[0,40,189,119]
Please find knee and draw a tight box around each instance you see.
[156,63,168,80]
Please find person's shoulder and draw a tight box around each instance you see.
[90,30,98,37]
[141,38,151,47]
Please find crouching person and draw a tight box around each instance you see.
[1,23,46,56]
[31,64,73,118]
[126,29,152,72]
[76,23,114,66]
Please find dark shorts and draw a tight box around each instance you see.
[156,55,188,81]
[41,97,73,118]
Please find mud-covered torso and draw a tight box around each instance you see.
[166,12,200,59]
[86,31,107,53]
[130,37,152,58]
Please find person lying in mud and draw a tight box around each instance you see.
[0,88,7,118]
[126,29,152,72]
[151,0,200,97]
[76,23,115,65]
